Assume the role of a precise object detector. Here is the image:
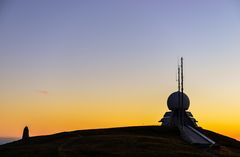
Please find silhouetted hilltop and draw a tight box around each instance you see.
[0,126,239,157]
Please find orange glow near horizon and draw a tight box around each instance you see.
[1,84,240,141]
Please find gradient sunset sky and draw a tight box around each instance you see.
[1,0,240,140]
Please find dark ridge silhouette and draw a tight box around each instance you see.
[0,126,240,157]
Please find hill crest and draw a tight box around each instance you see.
[0,126,240,157]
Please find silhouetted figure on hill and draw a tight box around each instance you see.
[22,126,29,140]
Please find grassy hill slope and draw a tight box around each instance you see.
[0,126,239,157]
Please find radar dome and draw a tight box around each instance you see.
[167,91,190,110]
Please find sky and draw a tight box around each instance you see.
[0,0,240,140]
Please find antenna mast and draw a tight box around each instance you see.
[178,64,180,92]
[177,60,181,128]
[180,57,184,127]
[181,57,184,93]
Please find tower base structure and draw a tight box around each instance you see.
[159,111,198,127]
[159,111,216,146]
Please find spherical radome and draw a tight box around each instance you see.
[167,91,190,110]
